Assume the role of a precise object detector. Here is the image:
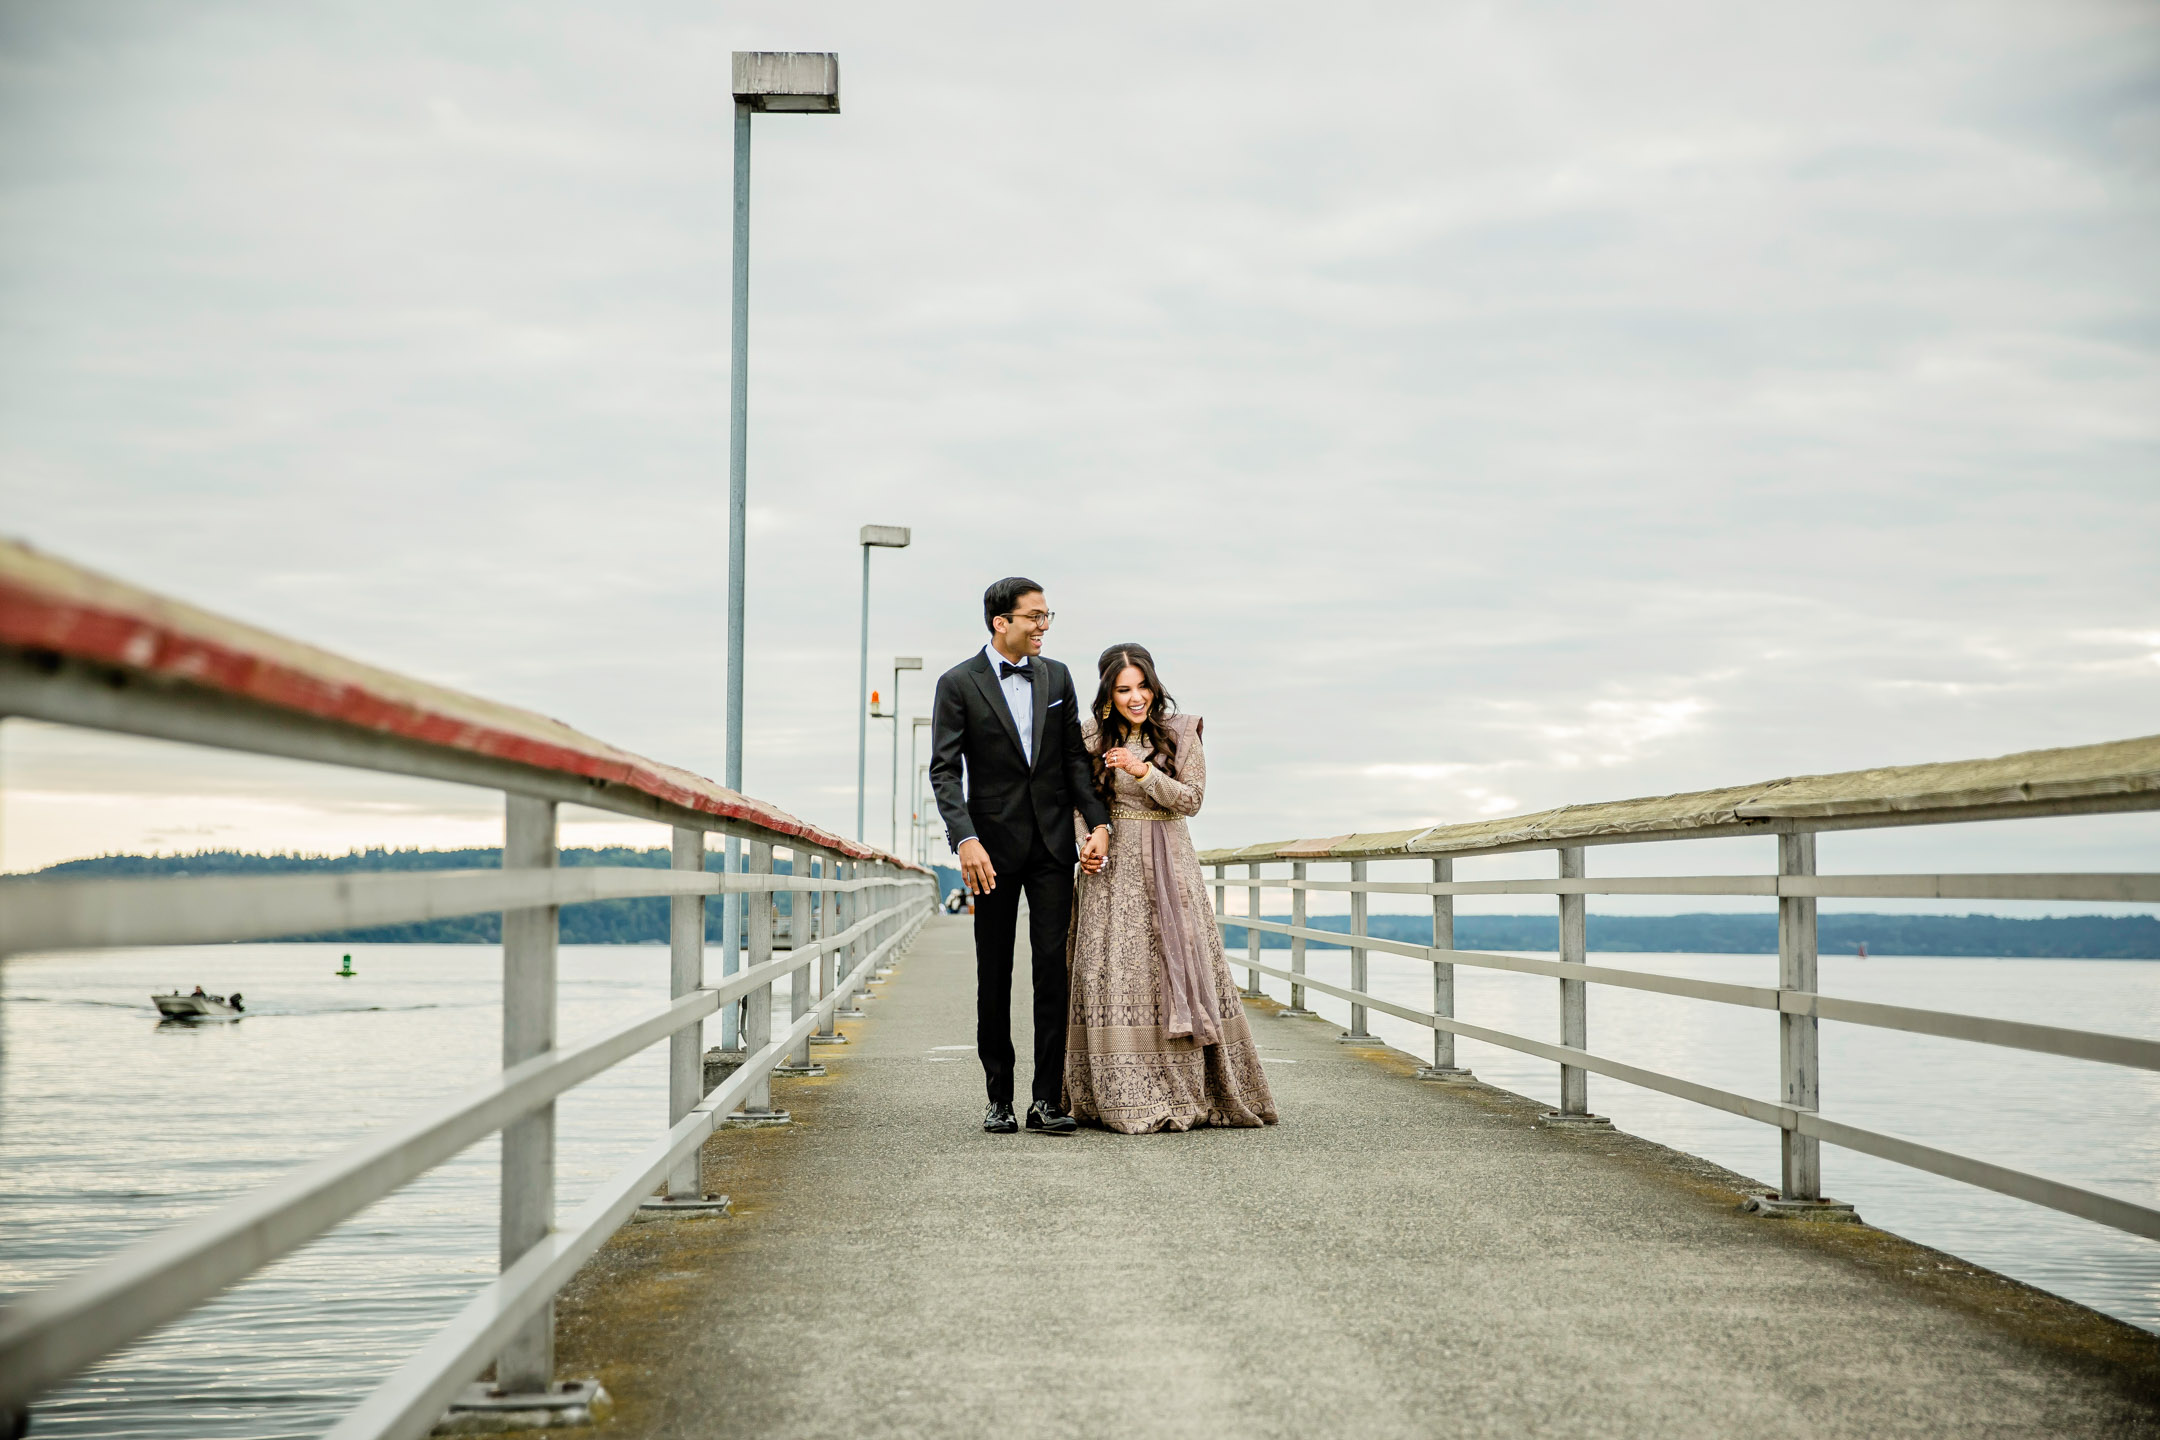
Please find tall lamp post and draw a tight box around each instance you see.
[910,715,932,863]
[856,526,910,840]
[721,52,839,1043]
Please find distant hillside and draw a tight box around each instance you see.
[33,851,2155,956]
[39,847,810,945]
[1223,912,2160,960]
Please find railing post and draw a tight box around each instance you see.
[876,863,897,976]
[1342,859,1374,1042]
[835,860,864,1019]
[497,794,559,1393]
[858,862,882,1003]
[1780,831,1822,1200]
[1282,860,1314,1016]
[1244,862,1264,995]
[811,853,846,1043]
[1418,855,1471,1081]
[860,864,881,996]
[779,847,822,1075]
[1541,846,1608,1127]
[720,835,742,1050]
[734,840,788,1124]
[1212,864,1226,950]
[666,825,706,1196]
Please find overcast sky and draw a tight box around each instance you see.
[2,1,2156,907]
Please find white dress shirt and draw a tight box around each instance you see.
[983,642,1034,765]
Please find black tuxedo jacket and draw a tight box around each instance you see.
[930,651,1111,870]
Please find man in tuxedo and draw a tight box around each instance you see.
[930,577,1112,1134]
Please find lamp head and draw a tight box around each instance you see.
[733,52,840,114]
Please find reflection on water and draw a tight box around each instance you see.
[2,943,2156,1438]
[1256,948,2160,1334]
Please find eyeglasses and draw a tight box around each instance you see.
[1004,609,1054,626]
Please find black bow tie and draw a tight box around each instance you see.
[997,660,1032,682]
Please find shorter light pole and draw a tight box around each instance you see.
[916,761,931,865]
[856,525,910,841]
[909,716,931,863]
[889,659,922,852]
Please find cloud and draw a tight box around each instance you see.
[1,0,2155,875]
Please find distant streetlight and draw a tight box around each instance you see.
[721,52,839,1041]
[856,525,910,840]
[910,716,932,863]
[920,764,937,867]
[883,660,923,852]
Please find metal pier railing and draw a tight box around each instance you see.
[1203,733,2160,1237]
[0,538,935,1436]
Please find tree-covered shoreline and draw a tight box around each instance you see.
[34,846,962,946]
[29,849,2153,957]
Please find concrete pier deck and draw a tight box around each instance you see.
[546,915,2159,1438]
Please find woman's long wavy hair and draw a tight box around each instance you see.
[1090,645,1178,811]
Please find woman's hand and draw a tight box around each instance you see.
[1102,746,1149,778]
[1079,826,1109,875]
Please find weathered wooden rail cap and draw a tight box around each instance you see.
[1198,733,2160,866]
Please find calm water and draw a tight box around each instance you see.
[1,946,683,1439]
[2,943,2157,1438]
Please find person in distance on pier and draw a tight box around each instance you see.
[1063,644,1276,1133]
[929,577,1112,1135]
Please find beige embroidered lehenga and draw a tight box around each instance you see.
[1063,712,1278,1133]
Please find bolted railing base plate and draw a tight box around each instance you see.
[636,1193,731,1220]
[1337,1032,1388,1046]
[809,1031,850,1045]
[434,1380,610,1434]
[1536,1110,1613,1130]
[1744,1193,1860,1223]
[773,1060,827,1076]
[834,1006,866,1019]
[722,1107,792,1128]
[1274,1007,1319,1018]
[1415,1066,1475,1082]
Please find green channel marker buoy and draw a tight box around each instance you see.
[337,953,355,977]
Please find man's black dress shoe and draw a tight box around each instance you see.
[983,1101,1017,1134]
[1026,1101,1079,1135]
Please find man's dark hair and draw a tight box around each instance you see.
[983,576,1044,633]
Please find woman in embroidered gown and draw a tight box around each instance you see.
[1063,645,1277,1133]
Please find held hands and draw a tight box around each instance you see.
[1100,746,1149,779]
[1079,826,1110,876]
[957,838,997,895]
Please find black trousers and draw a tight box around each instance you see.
[971,829,1074,1107]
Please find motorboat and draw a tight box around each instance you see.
[153,990,244,1021]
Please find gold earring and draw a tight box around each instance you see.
[1099,703,1113,719]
